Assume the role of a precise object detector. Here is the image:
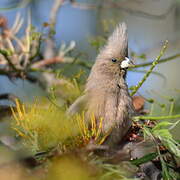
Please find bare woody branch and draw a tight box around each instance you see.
[32,56,64,68]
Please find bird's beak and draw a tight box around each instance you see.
[120,57,134,69]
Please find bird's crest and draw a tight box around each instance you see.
[98,22,128,60]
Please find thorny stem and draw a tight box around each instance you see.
[130,40,168,96]
[134,114,180,121]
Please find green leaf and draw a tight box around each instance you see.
[153,129,173,140]
[160,156,171,180]
[163,139,180,157]
[0,49,12,56]
[130,152,158,166]
[152,121,173,131]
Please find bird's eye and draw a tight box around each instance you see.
[111,58,117,63]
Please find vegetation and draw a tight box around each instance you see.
[0,1,179,180]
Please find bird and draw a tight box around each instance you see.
[67,23,135,147]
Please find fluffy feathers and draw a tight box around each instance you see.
[68,23,134,147]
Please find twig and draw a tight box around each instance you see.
[0,105,14,118]
[45,0,64,59]
[0,93,20,104]
[0,68,44,88]
[75,60,93,69]
[0,49,19,71]
[129,69,167,81]
[11,35,26,52]
[69,1,97,10]
[131,53,180,69]
[134,114,180,121]
[130,41,168,96]
[49,0,64,35]
[25,74,46,89]
[31,56,64,68]
[29,36,42,62]
[11,13,24,35]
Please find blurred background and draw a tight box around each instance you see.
[0,0,179,97]
[0,0,179,132]
[0,1,179,179]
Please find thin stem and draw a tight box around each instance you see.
[5,38,15,53]
[29,36,42,62]
[25,10,31,52]
[129,69,166,80]
[134,114,180,121]
[49,0,64,36]
[130,41,168,96]
[131,53,180,69]
[150,103,154,115]
[169,101,174,115]
[0,93,20,104]
[0,49,19,71]
[44,0,64,59]
[11,35,26,52]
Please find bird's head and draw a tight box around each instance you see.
[92,23,133,79]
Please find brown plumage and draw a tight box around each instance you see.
[68,23,135,147]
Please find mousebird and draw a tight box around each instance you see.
[68,23,135,147]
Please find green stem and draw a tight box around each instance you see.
[169,101,174,115]
[129,69,166,80]
[130,40,168,96]
[131,53,180,69]
[134,114,180,121]
[0,49,19,71]
[75,60,93,69]
[150,103,154,115]
[29,36,42,62]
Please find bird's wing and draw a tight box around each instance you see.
[67,94,88,115]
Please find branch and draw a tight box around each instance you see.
[0,49,20,71]
[31,56,64,68]
[0,93,20,104]
[69,0,97,10]
[29,36,42,62]
[45,0,64,59]
[49,0,64,35]
[131,53,180,69]
[25,74,46,89]
[130,41,168,96]
[0,68,45,89]
[134,114,180,121]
